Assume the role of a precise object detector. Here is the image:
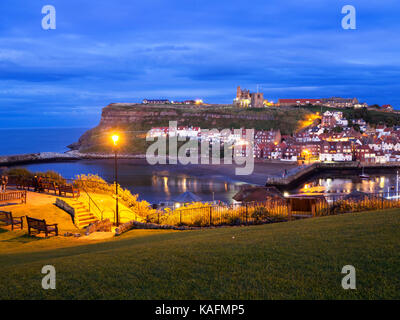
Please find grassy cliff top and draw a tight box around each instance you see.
[103,103,302,116]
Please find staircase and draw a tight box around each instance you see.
[68,198,99,229]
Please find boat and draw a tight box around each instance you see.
[360,166,369,179]
[386,171,400,200]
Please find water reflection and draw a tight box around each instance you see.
[295,173,400,195]
[20,160,244,204]
[146,174,240,203]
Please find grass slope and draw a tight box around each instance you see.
[0,209,399,299]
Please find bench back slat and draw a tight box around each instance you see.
[59,185,74,192]
[26,217,47,230]
[0,211,12,221]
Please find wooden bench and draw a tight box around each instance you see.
[41,182,58,194]
[58,185,80,198]
[0,211,23,230]
[0,190,27,205]
[26,216,58,237]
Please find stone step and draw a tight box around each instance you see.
[77,215,97,221]
[76,216,97,222]
[77,219,99,228]
[68,199,103,228]
[76,216,94,221]
[75,205,88,209]
[75,209,89,214]
[76,211,92,216]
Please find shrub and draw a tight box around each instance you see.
[6,167,33,179]
[252,206,270,221]
[34,170,66,184]
[227,216,242,225]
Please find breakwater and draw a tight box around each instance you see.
[0,152,80,167]
[0,151,149,167]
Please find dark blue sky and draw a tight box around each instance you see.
[0,0,399,128]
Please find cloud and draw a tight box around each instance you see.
[0,0,400,128]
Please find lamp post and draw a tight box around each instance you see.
[303,150,310,164]
[112,134,120,226]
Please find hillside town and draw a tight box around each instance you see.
[251,110,400,164]
[147,110,400,164]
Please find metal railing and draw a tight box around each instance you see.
[146,199,290,227]
[145,191,400,227]
[78,182,107,221]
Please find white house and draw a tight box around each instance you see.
[375,151,387,164]
[319,152,352,162]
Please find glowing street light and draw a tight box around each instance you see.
[302,149,311,164]
[112,134,119,146]
[111,134,120,226]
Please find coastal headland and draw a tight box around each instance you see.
[68,103,311,154]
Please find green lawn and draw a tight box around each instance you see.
[0,209,399,299]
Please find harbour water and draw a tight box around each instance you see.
[17,160,245,204]
[2,128,400,203]
[15,160,400,204]
[294,172,400,195]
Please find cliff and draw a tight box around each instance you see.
[99,103,277,126]
[71,103,310,154]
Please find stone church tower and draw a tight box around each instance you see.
[235,86,264,108]
[251,92,264,108]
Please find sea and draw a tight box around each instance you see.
[0,128,88,155]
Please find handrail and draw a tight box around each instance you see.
[76,180,136,224]
[78,181,106,221]
[118,209,137,222]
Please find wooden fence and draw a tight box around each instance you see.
[0,190,27,205]
[146,192,400,227]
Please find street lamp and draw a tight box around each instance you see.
[303,149,310,164]
[112,134,120,226]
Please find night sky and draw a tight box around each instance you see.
[0,0,399,128]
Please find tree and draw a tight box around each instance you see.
[333,126,344,133]
[369,104,381,109]
[352,124,361,132]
